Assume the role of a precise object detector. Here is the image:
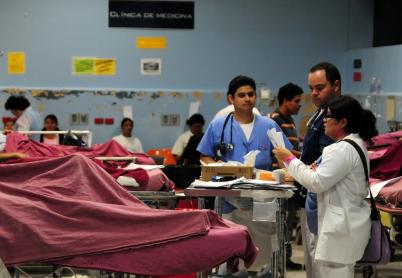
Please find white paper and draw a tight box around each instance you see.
[267,128,285,148]
[192,177,246,188]
[123,163,165,170]
[191,177,298,190]
[189,101,200,117]
[123,105,133,119]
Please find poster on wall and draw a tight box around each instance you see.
[7,52,25,74]
[72,57,116,75]
[109,1,194,29]
[140,58,162,75]
[136,36,167,49]
[72,57,95,75]
[94,58,116,75]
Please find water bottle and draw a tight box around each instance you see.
[369,77,377,94]
[368,77,381,118]
[376,79,382,95]
[364,78,376,109]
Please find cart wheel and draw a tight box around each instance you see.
[362,265,377,278]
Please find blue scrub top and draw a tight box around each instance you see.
[197,114,293,170]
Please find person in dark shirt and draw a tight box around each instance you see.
[271,82,303,165]
[178,132,204,165]
[270,82,303,270]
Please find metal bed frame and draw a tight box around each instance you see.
[184,187,293,278]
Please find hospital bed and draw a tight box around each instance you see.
[0,154,258,276]
[185,184,295,278]
[360,136,402,277]
[5,132,174,191]
[18,130,93,147]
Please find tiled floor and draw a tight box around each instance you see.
[287,243,402,278]
[10,243,402,278]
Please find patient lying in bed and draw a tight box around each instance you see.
[4,132,174,191]
[0,154,258,275]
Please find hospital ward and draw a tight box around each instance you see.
[2,1,402,278]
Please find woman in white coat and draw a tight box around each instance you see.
[273,96,378,278]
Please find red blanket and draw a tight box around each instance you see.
[5,132,154,164]
[370,141,402,180]
[0,155,215,264]
[4,133,173,191]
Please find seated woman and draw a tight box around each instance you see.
[273,96,378,278]
[4,95,41,140]
[113,118,143,153]
[172,113,205,164]
[40,114,64,145]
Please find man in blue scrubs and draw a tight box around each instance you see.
[197,75,293,274]
[198,75,292,169]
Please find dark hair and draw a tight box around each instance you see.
[4,95,30,110]
[44,114,59,125]
[227,75,256,97]
[121,117,134,128]
[277,83,303,105]
[186,113,205,126]
[310,62,341,90]
[328,96,378,141]
[40,114,63,143]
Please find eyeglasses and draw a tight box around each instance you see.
[324,114,342,120]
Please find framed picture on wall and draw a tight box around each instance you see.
[140,58,162,75]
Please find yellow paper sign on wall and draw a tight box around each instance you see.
[8,52,25,74]
[94,58,116,75]
[137,37,167,49]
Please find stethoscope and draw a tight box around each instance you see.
[218,112,235,156]
[307,109,325,131]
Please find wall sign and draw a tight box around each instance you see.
[109,1,194,29]
[140,58,162,75]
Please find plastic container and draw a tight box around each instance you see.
[252,200,278,222]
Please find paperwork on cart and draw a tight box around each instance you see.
[191,177,297,190]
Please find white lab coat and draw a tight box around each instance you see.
[288,133,371,265]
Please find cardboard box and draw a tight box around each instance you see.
[201,165,254,181]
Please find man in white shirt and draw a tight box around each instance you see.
[113,118,143,153]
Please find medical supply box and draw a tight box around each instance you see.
[201,165,253,181]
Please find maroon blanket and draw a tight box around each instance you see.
[4,133,173,191]
[371,130,402,146]
[0,156,201,261]
[370,141,402,180]
[371,177,402,209]
[0,155,257,273]
[5,132,154,163]
[53,225,258,275]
